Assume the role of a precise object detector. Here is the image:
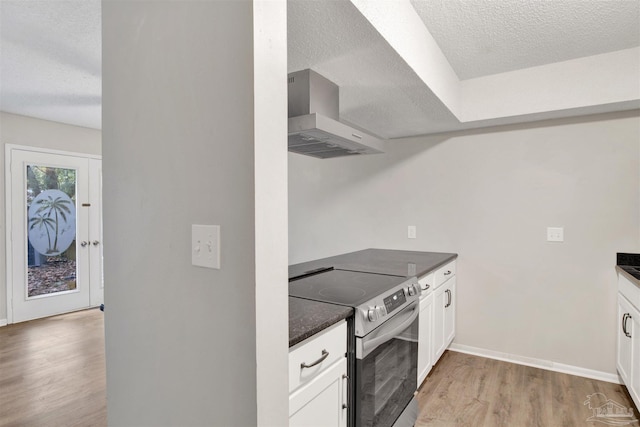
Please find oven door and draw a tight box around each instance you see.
[355,301,419,427]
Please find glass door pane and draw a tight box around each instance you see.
[26,165,78,298]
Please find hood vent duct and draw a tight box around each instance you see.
[288,69,384,159]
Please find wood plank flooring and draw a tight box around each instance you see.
[417,350,639,427]
[0,309,106,427]
[2,310,638,426]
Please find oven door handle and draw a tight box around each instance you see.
[361,302,419,359]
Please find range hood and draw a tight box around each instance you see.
[288,69,384,159]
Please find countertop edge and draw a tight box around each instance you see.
[416,253,458,278]
[617,265,640,287]
[289,297,353,348]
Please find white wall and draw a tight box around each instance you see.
[102,1,287,425]
[0,112,101,323]
[289,111,640,376]
[253,0,289,424]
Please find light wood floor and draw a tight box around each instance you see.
[417,350,638,427]
[0,309,106,427]
[2,311,638,427]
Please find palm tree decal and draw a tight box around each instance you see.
[28,214,56,253]
[33,194,72,254]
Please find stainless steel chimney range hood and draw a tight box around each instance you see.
[288,69,384,159]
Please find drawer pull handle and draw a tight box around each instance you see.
[301,349,329,369]
[444,270,452,276]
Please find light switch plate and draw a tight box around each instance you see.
[408,225,417,239]
[547,227,564,242]
[192,225,220,269]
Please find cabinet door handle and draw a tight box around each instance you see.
[444,270,452,276]
[623,313,632,338]
[342,374,349,410]
[300,349,329,369]
[445,289,451,308]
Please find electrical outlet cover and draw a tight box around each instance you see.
[547,227,564,242]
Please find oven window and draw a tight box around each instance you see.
[356,318,418,427]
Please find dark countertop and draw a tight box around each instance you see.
[288,249,458,347]
[617,252,640,285]
[289,297,353,347]
[289,248,458,280]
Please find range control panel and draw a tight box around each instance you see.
[383,289,406,314]
[355,277,420,337]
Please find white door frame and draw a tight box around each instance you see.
[88,158,104,307]
[5,144,102,324]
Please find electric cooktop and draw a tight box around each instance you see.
[289,268,407,307]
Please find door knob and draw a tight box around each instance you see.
[92,240,100,246]
[80,241,88,247]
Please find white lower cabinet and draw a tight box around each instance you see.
[417,291,434,386]
[433,276,456,363]
[616,273,640,410]
[417,260,456,388]
[289,321,348,427]
[617,294,634,385]
[443,277,456,349]
[290,358,348,426]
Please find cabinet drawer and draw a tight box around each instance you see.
[434,260,456,289]
[289,321,347,393]
[619,273,640,311]
[289,357,348,424]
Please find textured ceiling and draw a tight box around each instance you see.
[0,0,101,129]
[411,0,640,80]
[0,0,638,136]
[288,0,640,138]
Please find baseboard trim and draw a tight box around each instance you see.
[448,343,622,385]
[0,319,7,327]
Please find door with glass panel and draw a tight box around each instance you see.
[7,147,103,323]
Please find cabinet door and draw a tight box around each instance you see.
[432,285,446,363]
[629,308,640,409]
[418,293,434,387]
[444,277,456,348]
[289,358,348,427]
[617,295,633,385]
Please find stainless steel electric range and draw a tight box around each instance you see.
[289,267,420,427]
